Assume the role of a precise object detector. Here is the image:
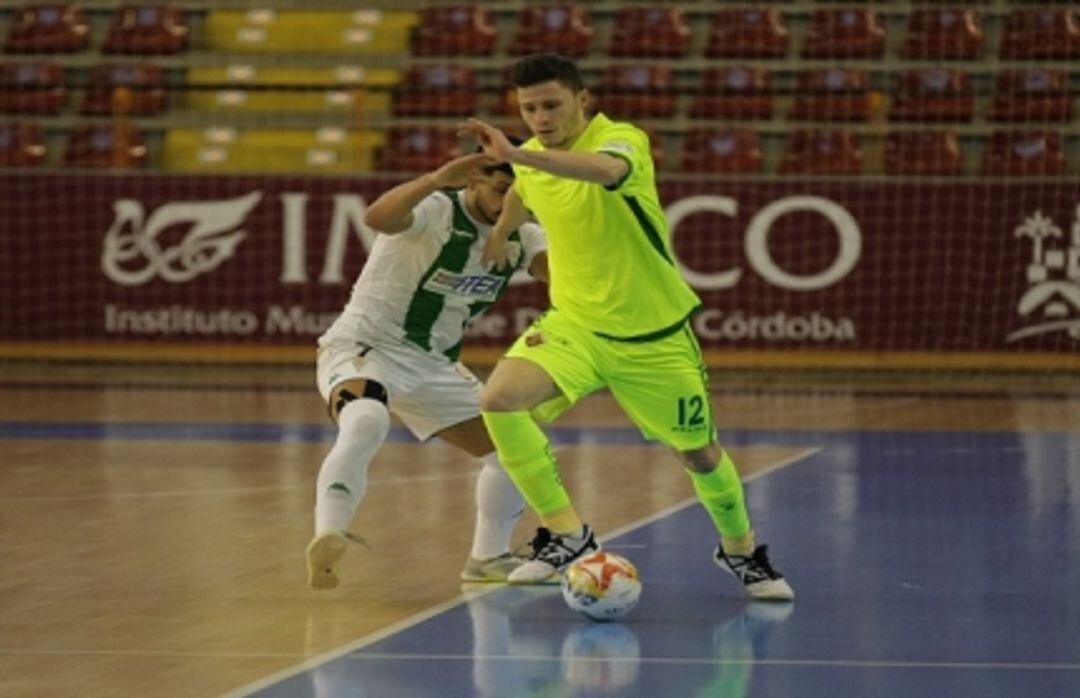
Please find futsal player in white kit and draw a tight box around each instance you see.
[308,149,549,589]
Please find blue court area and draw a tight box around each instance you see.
[236,427,1080,698]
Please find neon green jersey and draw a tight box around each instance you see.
[512,113,700,340]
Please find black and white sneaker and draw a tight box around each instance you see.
[714,544,794,600]
[507,526,600,584]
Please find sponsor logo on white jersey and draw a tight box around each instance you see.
[423,268,507,302]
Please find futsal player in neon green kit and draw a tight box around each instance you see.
[460,53,793,599]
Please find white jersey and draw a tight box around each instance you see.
[319,189,546,361]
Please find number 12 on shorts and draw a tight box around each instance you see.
[677,395,705,427]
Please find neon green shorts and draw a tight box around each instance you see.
[505,309,717,451]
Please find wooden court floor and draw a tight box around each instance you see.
[0,360,1077,697]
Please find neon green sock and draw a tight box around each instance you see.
[482,411,571,518]
[686,450,751,540]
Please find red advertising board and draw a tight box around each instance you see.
[1,174,1078,356]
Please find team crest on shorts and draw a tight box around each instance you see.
[525,332,545,347]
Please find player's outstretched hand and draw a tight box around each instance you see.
[431,152,496,189]
[458,119,518,162]
[481,232,513,272]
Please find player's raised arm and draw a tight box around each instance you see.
[460,118,628,187]
[364,152,495,234]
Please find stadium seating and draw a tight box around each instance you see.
[989,69,1072,123]
[688,67,772,120]
[680,128,763,174]
[595,65,676,119]
[981,130,1065,177]
[185,65,396,115]
[789,68,872,122]
[0,121,46,166]
[80,64,167,116]
[102,5,190,54]
[999,8,1080,59]
[780,130,863,175]
[0,62,65,114]
[63,124,148,168]
[889,69,974,122]
[376,127,461,172]
[900,8,983,60]
[393,65,476,117]
[204,9,417,54]
[410,5,496,56]
[4,3,90,53]
[704,8,788,58]
[508,5,593,57]
[163,128,383,173]
[884,131,963,176]
[801,8,886,59]
[608,6,691,58]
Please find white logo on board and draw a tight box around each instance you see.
[101,192,262,286]
[1007,207,1080,342]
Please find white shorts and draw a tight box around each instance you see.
[315,338,484,441]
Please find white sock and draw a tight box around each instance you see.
[314,398,391,536]
[470,452,525,560]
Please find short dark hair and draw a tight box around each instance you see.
[477,135,522,178]
[510,52,584,93]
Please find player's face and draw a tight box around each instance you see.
[516,80,588,149]
[467,171,514,225]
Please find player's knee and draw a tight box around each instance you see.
[479,383,524,413]
[333,379,389,420]
[337,392,391,441]
[678,443,722,472]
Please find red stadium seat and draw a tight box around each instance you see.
[801,8,885,59]
[989,69,1072,123]
[0,62,66,114]
[889,69,974,122]
[102,5,190,55]
[63,124,148,168]
[884,131,963,176]
[1000,8,1080,60]
[688,67,772,120]
[509,5,593,57]
[780,130,863,175]
[0,122,46,166]
[981,130,1065,177]
[608,7,691,58]
[80,64,166,116]
[410,5,496,56]
[376,127,461,172]
[900,9,983,60]
[705,8,788,59]
[595,65,676,119]
[392,65,477,117]
[680,128,763,174]
[4,3,89,53]
[789,68,872,122]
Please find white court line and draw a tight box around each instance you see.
[223,446,821,698]
[327,652,1080,672]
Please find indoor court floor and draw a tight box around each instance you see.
[1,361,1078,697]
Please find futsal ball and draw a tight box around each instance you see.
[561,552,642,621]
